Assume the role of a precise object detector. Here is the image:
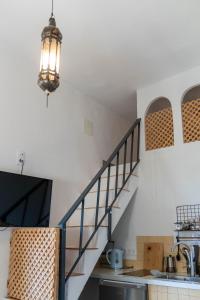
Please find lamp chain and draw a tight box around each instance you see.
[51,0,54,17]
[46,92,50,108]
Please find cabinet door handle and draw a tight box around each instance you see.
[100,279,146,289]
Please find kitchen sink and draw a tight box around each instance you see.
[155,274,200,283]
[121,270,151,277]
[120,269,200,284]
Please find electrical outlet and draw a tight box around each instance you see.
[16,151,25,166]
[125,249,136,258]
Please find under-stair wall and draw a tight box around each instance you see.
[65,171,139,300]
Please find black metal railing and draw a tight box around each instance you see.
[58,118,141,300]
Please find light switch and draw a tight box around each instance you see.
[84,119,93,136]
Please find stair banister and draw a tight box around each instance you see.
[58,118,141,300]
[58,118,140,226]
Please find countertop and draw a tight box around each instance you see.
[91,267,200,290]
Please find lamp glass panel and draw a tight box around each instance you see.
[56,42,61,73]
[40,38,50,71]
[49,38,57,72]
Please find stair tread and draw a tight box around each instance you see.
[77,205,120,210]
[66,247,98,250]
[101,172,138,179]
[89,188,129,194]
[66,272,84,277]
[67,225,108,228]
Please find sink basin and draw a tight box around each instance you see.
[121,269,151,277]
[156,274,200,283]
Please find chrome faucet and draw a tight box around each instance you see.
[181,246,191,274]
[172,242,196,277]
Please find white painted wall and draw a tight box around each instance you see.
[0,50,131,297]
[114,65,200,260]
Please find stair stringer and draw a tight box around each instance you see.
[65,174,139,300]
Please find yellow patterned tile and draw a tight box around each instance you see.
[168,287,178,294]
[189,289,200,297]
[159,292,167,300]
[157,286,167,293]
[167,293,179,300]
[148,292,157,300]
[178,288,189,296]
[126,235,187,274]
[179,295,189,300]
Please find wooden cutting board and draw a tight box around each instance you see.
[143,242,164,271]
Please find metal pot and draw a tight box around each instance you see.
[164,255,176,273]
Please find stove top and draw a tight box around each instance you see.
[121,269,151,277]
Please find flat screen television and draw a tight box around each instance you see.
[0,171,52,227]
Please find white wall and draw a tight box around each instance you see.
[0,51,131,297]
[114,65,200,260]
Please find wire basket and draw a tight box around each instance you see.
[176,204,200,231]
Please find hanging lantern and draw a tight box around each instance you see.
[38,1,62,104]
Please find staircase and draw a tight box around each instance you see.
[5,118,140,300]
[58,118,141,300]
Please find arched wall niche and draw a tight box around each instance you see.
[182,85,200,104]
[182,85,200,143]
[146,97,171,114]
[145,97,174,151]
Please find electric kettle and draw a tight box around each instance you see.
[106,248,124,269]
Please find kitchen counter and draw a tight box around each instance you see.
[92,267,200,290]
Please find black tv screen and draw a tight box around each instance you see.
[0,171,52,227]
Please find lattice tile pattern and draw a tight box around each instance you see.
[7,228,60,300]
[182,99,200,143]
[145,107,174,151]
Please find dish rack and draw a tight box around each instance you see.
[175,204,200,231]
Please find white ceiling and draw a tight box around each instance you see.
[1,0,200,118]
